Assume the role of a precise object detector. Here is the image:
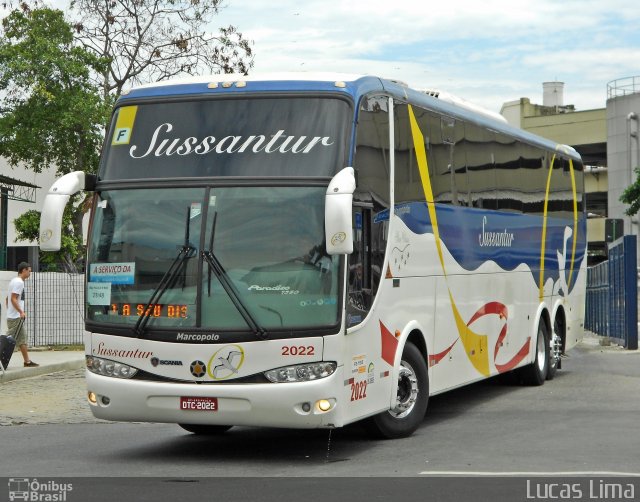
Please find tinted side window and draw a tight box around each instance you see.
[465,123,497,210]
[354,96,390,206]
[395,104,467,206]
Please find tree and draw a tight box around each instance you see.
[620,168,640,216]
[1,2,253,271]
[13,207,84,271]
[0,7,109,174]
[69,0,253,98]
[0,6,109,270]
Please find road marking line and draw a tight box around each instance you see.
[419,471,640,477]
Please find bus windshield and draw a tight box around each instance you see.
[87,187,340,334]
[101,97,351,180]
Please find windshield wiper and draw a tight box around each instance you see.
[135,208,196,337]
[204,211,267,340]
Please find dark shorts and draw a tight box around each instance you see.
[6,317,27,346]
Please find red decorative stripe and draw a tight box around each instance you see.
[344,377,354,386]
[380,320,399,366]
[467,301,507,326]
[428,339,458,367]
[495,337,531,373]
[465,301,530,374]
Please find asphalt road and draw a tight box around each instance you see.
[1,334,639,480]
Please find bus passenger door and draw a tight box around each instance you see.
[347,203,373,326]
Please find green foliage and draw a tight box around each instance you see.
[0,7,110,176]
[13,206,84,272]
[620,167,640,216]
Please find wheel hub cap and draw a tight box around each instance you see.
[389,361,419,418]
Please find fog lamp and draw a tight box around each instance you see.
[317,399,332,412]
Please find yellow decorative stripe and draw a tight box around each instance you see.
[408,105,489,376]
[567,159,578,290]
[407,107,446,274]
[539,150,579,300]
[539,154,556,301]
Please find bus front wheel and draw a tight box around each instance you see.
[363,342,429,439]
[178,424,233,435]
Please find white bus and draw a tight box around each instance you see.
[40,74,586,438]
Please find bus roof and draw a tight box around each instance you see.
[119,73,580,161]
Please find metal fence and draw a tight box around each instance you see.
[23,272,85,346]
[585,235,638,349]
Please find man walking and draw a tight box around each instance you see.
[5,262,38,367]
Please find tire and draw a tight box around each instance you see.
[178,424,233,435]
[546,318,562,380]
[363,342,429,439]
[518,321,549,386]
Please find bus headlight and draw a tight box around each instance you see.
[86,355,138,379]
[264,362,337,383]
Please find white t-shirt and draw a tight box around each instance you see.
[6,277,25,319]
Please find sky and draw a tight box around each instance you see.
[4,0,640,114]
[211,0,640,114]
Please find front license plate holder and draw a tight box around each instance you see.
[180,396,218,411]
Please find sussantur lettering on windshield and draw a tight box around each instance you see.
[129,123,334,159]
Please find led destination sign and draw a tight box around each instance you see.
[110,303,188,318]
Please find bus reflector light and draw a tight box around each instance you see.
[88,391,97,404]
[86,355,138,379]
[264,362,336,383]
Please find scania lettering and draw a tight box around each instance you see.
[40,74,586,438]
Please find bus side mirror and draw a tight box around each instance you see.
[39,171,96,251]
[325,167,356,255]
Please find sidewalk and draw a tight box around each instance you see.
[0,348,85,383]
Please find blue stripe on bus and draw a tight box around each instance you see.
[120,78,384,102]
[390,202,586,293]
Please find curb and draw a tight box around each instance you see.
[0,359,85,383]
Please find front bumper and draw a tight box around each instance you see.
[85,369,343,429]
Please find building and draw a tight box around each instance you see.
[0,158,58,271]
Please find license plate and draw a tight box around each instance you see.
[180,396,218,411]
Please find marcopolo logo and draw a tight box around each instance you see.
[176,332,220,342]
[8,478,73,501]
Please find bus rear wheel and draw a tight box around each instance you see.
[518,321,549,386]
[546,318,563,380]
[178,424,233,435]
[363,342,428,439]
